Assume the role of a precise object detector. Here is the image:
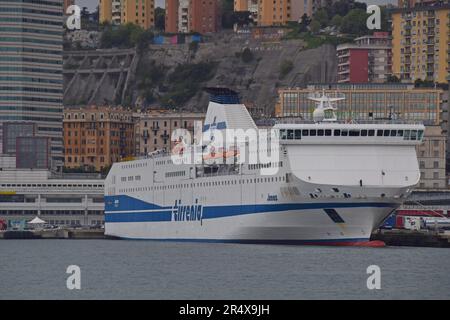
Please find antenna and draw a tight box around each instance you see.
[308,91,345,123]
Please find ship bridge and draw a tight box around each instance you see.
[275,122,425,145]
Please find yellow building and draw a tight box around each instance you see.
[234,0,248,11]
[99,0,113,24]
[257,0,291,26]
[251,0,327,26]
[391,3,450,83]
[122,0,155,29]
[276,84,444,125]
[100,0,155,29]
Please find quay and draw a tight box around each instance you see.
[0,228,105,240]
[371,229,450,248]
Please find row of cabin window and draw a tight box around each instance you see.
[121,162,147,169]
[280,129,424,140]
[165,171,186,178]
[118,176,287,193]
[121,175,141,182]
[0,183,102,188]
[248,162,283,170]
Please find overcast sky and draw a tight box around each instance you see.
[75,0,397,12]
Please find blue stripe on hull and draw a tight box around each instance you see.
[105,197,397,223]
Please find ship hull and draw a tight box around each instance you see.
[105,201,397,245]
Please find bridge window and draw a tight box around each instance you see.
[383,130,390,137]
[377,130,383,136]
[390,130,397,137]
[325,129,332,136]
[317,129,324,136]
[404,130,410,140]
[310,129,317,136]
[410,130,417,140]
[418,130,424,140]
[397,130,404,137]
[361,130,367,136]
[368,130,375,136]
[294,130,301,139]
[341,130,348,136]
[302,129,309,136]
[280,129,287,140]
[334,129,341,136]
[349,130,360,137]
[287,129,294,140]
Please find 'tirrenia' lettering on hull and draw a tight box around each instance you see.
[172,199,203,222]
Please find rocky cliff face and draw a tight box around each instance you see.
[139,35,337,114]
[64,32,338,115]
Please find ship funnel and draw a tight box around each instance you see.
[202,87,256,133]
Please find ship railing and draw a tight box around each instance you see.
[275,118,424,125]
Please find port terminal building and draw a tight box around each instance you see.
[0,165,104,227]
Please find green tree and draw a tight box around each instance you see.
[155,7,165,31]
[387,75,400,83]
[310,20,321,34]
[313,8,329,28]
[330,15,343,29]
[100,23,153,50]
[340,9,369,36]
[161,62,217,106]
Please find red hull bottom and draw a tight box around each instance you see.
[320,240,386,247]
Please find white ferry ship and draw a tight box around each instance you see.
[104,88,424,246]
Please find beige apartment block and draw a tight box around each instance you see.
[134,111,205,156]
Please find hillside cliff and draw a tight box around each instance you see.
[64,32,338,115]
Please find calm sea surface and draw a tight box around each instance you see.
[0,240,449,300]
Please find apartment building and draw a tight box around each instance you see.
[398,0,441,8]
[165,0,179,33]
[165,0,222,33]
[234,0,330,26]
[100,0,155,29]
[134,111,204,156]
[63,106,135,172]
[391,2,450,83]
[337,32,392,83]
